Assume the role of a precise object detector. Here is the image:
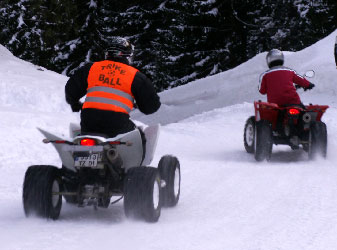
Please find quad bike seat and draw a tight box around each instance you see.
[79,131,110,138]
[279,103,306,109]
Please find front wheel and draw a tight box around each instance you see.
[244,116,255,153]
[124,167,161,222]
[23,165,62,220]
[158,155,181,207]
[254,120,273,161]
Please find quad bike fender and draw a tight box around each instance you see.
[38,124,160,172]
[70,129,144,171]
[38,128,76,172]
[104,124,160,168]
[109,124,160,167]
[69,123,81,138]
[111,129,143,171]
[38,127,145,172]
[142,124,160,166]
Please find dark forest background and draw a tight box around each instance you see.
[0,0,336,91]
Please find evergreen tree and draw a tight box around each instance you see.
[301,0,337,45]
[1,0,336,91]
[154,0,232,88]
[0,0,80,72]
[63,0,104,75]
[44,0,80,73]
[0,0,24,49]
[117,0,234,90]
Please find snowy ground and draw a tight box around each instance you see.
[0,30,337,250]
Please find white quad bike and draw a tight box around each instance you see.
[22,124,181,222]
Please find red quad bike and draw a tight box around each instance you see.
[244,101,328,161]
[244,76,329,161]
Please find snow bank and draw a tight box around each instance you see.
[131,29,337,125]
[0,45,70,113]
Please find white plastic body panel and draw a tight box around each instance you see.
[38,124,160,172]
[38,128,77,171]
[142,124,160,166]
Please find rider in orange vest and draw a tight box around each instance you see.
[65,37,161,137]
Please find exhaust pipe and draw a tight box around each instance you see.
[107,148,123,168]
[303,113,311,123]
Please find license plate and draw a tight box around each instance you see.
[74,154,99,167]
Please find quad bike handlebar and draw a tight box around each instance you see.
[295,82,315,91]
[294,70,315,91]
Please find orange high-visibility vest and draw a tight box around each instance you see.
[83,60,138,114]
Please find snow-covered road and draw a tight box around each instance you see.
[1,102,337,250]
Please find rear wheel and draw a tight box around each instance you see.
[158,155,180,207]
[308,121,327,159]
[254,120,273,161]
[244,116,255,153]
[124,167,161,222]
[23,165,62,220]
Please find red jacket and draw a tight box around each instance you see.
[259,66,310,106]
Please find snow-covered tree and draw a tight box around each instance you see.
[0,0,336,90]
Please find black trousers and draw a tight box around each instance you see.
[81,108,147,161]
[80,108,136,137]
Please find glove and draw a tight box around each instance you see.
[71,102,83,112]
[305,83,315,91]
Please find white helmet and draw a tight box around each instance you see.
[266,49,284,68]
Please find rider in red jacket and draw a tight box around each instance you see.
[259,49,314,107]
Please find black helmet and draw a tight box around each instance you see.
[266,49,284,68]
[105,37,134,63]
